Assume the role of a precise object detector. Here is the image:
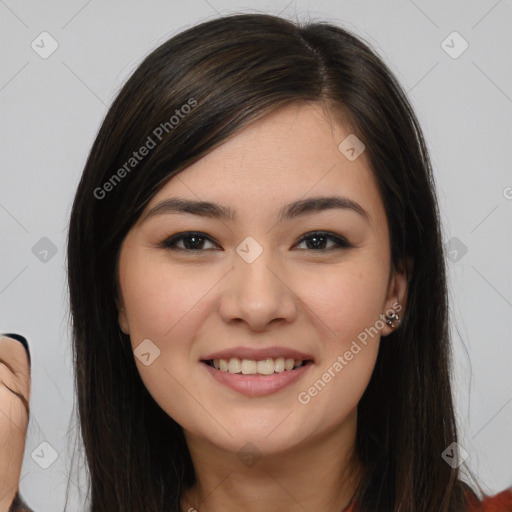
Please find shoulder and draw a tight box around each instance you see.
[465,486,512,512]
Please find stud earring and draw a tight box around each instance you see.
[384,310,400,329]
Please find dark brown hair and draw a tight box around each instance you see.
[9,493,34,512]
[67,13,480,512]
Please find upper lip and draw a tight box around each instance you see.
[201,346,314,362]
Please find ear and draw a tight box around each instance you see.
[115,298,130,335]
[381,257,413,337]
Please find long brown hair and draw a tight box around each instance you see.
[67,13,479,511]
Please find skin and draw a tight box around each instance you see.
[117,102,408,512]
[0,336,30,512]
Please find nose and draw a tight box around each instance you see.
[218,250,298,332]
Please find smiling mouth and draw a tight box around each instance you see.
[202,357,313,375]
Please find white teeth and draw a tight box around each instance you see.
[274,357,285,373]
[228,357,241,373]
[211,357,307,374]
[257,358,274,375]
[241,359,257,374]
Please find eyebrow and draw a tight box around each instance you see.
[141,195,370,224]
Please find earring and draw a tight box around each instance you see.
[384,310,400,329]
[120,307,125,311]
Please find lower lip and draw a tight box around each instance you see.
[201,361,313,397]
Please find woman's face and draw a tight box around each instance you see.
[117,102,407,457]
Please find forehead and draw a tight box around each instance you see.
[144,102,385,225]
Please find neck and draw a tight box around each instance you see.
[181,410,362,512]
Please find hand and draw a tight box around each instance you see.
[0,335,31,512]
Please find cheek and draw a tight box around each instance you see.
[296,258,389,345]
[120,250,207,340]
[119,252,223,425]
[290,259,387,416]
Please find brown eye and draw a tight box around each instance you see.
[159,232,219,252]
[294,231,352,251]
[158,230,351,253]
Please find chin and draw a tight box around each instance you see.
[183,407,323,456]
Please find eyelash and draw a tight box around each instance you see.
[158,231,352,253]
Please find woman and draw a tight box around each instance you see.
[60,12,511,512]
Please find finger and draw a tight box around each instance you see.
[0,336,31,411]
[0,336,31,512]
[0,335,30,369]
[0,334,30,376]
[0,382,29,419]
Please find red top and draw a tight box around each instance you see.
[466,488,512,512]
[344,488,512,512]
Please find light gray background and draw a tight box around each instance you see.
[1,1,511,511]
